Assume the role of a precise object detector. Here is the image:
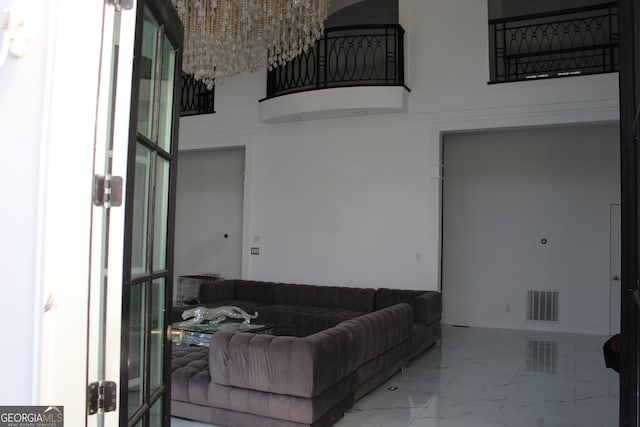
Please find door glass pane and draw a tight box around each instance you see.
[153,157,169,271]
[128,282,147,417]
[132,145,152,276]
[149,399,163,427]
[137,9,159,139]
[158,34,176,152]
[149,278,165,392]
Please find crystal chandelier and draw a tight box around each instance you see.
[172,0,330,88]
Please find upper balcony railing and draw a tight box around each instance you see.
[180,74,216,116]
[489,2,618,83]
[265,24,406,99]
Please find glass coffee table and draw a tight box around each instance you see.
[171,321,273,347]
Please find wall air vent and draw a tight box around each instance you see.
[527,290,559,322]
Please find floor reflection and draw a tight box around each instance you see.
[172,325,619,427]
[526,339,558,374]
[335,326,617,427]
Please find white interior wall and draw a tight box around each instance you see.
[247,119,438,289]
[178,0,619,297]
[0,0,105,420]
[442,124,620,335]
[174,148,245,293]
[0,0,49,404]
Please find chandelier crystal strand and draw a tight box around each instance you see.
[172,0,329,89]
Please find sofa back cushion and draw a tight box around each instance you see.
[209,303,412,398]
[210,327,361,399]
[375,288,442,324]
[342,302,412,364]
[413,291,442,325]
[273,283,375,312]
[198,279,234,303]
[233,280,274,304]
[375,288,424,310]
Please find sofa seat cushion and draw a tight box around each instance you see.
[207,373,357,424]
[172,399,355,427]
[258,304,367,333]
[171,345,357,424]
[172,347,210,403]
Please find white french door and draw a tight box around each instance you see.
[87,3,138,426]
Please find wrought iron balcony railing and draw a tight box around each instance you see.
[265,24,406,99]
[180,74,215,116]
[489,2,618,83]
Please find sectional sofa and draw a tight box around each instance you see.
[171,279,442,426]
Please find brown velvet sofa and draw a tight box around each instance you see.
[171,280,442,426]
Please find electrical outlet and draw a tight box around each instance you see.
[250,247,260,255]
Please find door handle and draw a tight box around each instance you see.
[613,276,621,281]
[166,325,183,345]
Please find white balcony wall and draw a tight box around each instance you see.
[405,0,618,116]
[489,0,608,19]
[178,0,619,332]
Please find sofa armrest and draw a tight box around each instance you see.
[412,291,442,325]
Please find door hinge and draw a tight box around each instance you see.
[93,174,123,208]
[105,0,134,11]
[87,380,117,415]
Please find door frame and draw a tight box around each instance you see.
[174,147,246,281]
[36,1,113,426]
[86,2,139,426]
[610,203,622,335]
[617,0,640,423]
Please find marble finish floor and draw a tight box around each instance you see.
[172,325,619,427]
